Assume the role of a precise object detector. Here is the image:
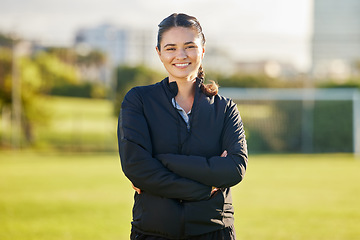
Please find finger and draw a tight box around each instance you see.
[220,150,227,157]
[211,187,219,196]
[134,187,141,194]
[132,184,141,194]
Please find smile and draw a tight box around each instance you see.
[174,63,190,67]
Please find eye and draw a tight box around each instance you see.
[165,47,176,51]
[186,45,197,49]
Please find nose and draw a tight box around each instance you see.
[176,48,187,59]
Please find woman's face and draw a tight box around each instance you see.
[156,27,205,82]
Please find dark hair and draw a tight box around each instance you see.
[157,13,218,96]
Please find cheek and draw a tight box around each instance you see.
[192,51,203,61]
[160,53,174,63]
[193,49,203,58]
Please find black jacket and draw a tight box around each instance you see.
[118,78,248,239]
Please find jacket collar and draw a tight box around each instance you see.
[162,77,203,99]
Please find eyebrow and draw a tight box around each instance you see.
[163,42,196,48]
[163,43,176,48]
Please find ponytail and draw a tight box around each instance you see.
[198,65,218,97]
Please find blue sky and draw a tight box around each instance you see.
[0,0,313,71]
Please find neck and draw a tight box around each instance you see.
[169,75,197,97]
[169,77,197,113]
[177,79,196,97]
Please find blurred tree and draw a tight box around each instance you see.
[46,47,106,67]
[18,56,49,143]
[317,80,360,89]
[0,44,47,144]
[113,65,164,116]
[76,49,106,67]
[206,72,302,89]
[46,47,77,65]
[355,60,360,77]
[0,34,16,144]
[0,33,16,47]
[219,74,276,88]
[34,51,79,93]
[0,38,81,145]
[42,47,108,98]
[1,33,111,146]
[0,47,12,106]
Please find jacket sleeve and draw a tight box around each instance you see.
[156,99,248,188]
[118,88,212,201]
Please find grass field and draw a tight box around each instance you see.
[38,97,118,151]
[1,152,359,240]
[1,96,118,151]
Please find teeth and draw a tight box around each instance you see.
[175,63,189,67]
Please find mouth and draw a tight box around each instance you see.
[174,63,190,68]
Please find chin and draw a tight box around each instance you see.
[174,76,196,81]
[172,72,197,80]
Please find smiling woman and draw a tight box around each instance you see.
[156,13,218,100]
[117,13,248,240]
[156,27,204,84]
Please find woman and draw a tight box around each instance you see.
[118,13,248,240]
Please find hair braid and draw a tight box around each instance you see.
[198,65,205,81]
[198,65,218,97]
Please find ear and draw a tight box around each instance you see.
[156,46,161,57]
[201,45,205,59]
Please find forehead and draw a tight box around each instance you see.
[160,27,202,46]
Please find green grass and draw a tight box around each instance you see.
[0,151,131,240]
[38,97,118,151]
[234,154,360,240]
[0,96,119,151]
[1,152,359,240]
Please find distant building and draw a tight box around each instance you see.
[74,23,160,85]
[312,0,360,79]
[75,23,158,66]
[234,60,297,79]
[202,47,236,75]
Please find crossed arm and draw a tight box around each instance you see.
[119,88,212,201]
[132,150,228,195]
[119,88,248,200]
[156,100,248,189]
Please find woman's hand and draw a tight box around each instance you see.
[211,150,227,196]
[132,183,141,194]
[133,151,228,196]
